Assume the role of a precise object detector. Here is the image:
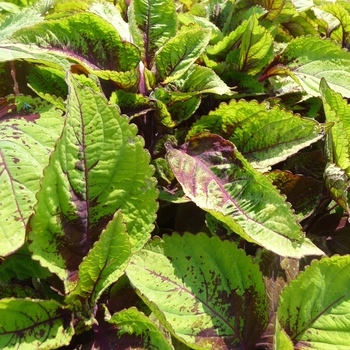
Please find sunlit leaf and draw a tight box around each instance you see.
[128,0,177,65]
[278,255,350,349]
[155,28,211,84]
[0,298,73,349]
[126,233,268,349]
[66,211,131,305]
[28,73,157,293]
[0,97,64,256]
[187,99,330,170]
[320,78,350,176]
[108,307,173,350]
[166,133,324,257]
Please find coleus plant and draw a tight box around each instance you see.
[1,0,350,349]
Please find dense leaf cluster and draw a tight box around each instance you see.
[1,0,350,349]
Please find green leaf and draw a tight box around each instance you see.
[13,12,140,73]
[180,64,232,95]
[165,133,324,258]
[88,2,131,42]
[66,210,131,305]
[0,98,64,257]
[0,6,43,41]
[274,320,294,350]
[178,13,224,44]
[270,36,350,97]
[155,28,211,84]
[206,18,249,61]
[128,0,177,65]
[152,88,201,124]
[320,78,350,176]
[110,89,176,127]
[0,43,71,69]
[239,15,274,75]
[278,255,350,349]
[28,73,157,292]
[0,244,51,281]
[0,298,73,349]
[187,99,330,170]
[126,233,268,349]
[321,3,350,46]
[108,307,173,350]
[27,65,67,111]
[324,163,350,215]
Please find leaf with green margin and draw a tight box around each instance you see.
[28,73,157,293]
[165,133,324,258]
[152,88,201,124]
[66,210,131,305]
[274,320,294,350]
[0,98,64,257]
[128,0,177,66]
[178,13,224,44]
[321,3,350,45]
[324,163,350,216]
[88,2,131,42]
[155,28,211,84]
[320,78,350,176]
[187,99,330,170]
[126,233,268,349]
[0,6,43,41]
[206,19,249,61]
[180,64,232,95]
[278,255,350,349]
[12,12,140,73]
[110,89,176,127]
[27,65,67,110]
[263,0,287,21]
[0,43,71,69]
[108,307,173,350]
[0,298,73,349]
[271,37,350,98]
[239,15,274,75]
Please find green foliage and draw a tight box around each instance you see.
[1,0,350,348]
